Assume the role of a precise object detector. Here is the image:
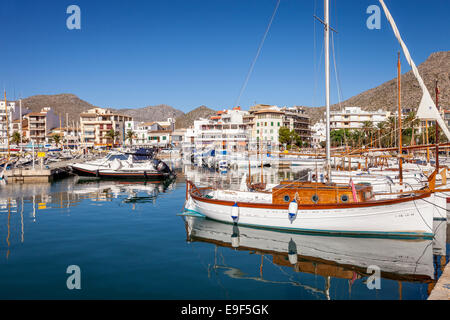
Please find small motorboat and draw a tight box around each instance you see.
[70,151,174,180]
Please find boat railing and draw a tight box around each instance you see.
[186,180,213,199]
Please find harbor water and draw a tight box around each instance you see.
[0,164,448,300]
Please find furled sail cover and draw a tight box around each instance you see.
[379,0,450,141]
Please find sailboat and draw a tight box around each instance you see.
[183,0,442,238]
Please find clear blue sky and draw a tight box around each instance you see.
[0,0,448,112]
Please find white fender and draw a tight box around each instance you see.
[288,199,298,220]
[288,253,298,265]
[231,202,239,222]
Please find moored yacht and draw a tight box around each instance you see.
[70,151,174,180]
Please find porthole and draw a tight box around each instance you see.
[284,195,290,202]
[341,194,349,203]
[311,194,319,203]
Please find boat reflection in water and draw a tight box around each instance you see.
[0,177,178,260]
[183,215,448,299]
[72,176,177,206]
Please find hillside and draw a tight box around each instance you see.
[305,51,450,124]
[175,106,217,129]
[117,104,184,123]
[19,94,184,126]
[20,94,95,125]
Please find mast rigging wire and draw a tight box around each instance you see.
[234,0,281,108]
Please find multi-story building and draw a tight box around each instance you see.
[329,106,389,130]
[79,108,132,147]
[25,107,58,145]
[441,108,450,129]
[11,119,29,144]
[311,120,326,148]
[0,100,31,146]
[281,106,312,146]
[127,119,174,147]
[182,107,250,157]
[254,108,284,146]
[171,129,186,149]
[182,104,313,157]
[248,104,312,147]
[48,127,80,147]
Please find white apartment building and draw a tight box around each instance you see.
[311,120,326,148]
[80,107,132,147]
[0,100,31,146]
[25,107,59,145]
[248,104,312,148]
[254,108,284,146]
[183,107,250,157]
[48,127,80,147]
[124,119,175,147]
[329,106,389,130]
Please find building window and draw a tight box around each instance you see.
[271,122,273,126]
[277,122,280,126]
[162,136,166,140]
[257,122,259,127]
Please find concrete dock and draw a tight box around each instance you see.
[4,158,96,183]
[428,261,450,300]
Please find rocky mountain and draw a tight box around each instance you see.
[18,94,185,126]
[19,94,95,125]
[305,51,450,124]
[117,104,184,123]
[175,106,217,129]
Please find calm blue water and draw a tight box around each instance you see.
[0,166,448,300]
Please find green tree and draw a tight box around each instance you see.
[278,127,300,148]
[376,122,385,148]
[126,130,135,146]
[350,130,364,148]
[404,112,420,146]
[105,129,119,145]
[361,121,374,146]
[52,134,61,147]
[279,127,292,145]
[330,129,345,147]
[11,131,21,145]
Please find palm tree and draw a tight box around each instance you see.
[361,121,374,147]
[376,122,385,148]
[351,130,364,148]
[11,131,21,146]
[105,129,119,146]
[386,116,397,147]
[404,112,420,146]
[126,130,135,146]
[330,129,344,147]
[52,134,61,147]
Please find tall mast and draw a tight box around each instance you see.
[397,52,403,185]
[4,91,10,161]
[66,113,69,150]
[324,0,331,180]
[260,130,263,184]
[19,99,22,153]
[435,80,439,172]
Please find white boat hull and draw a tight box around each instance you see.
[185,190,435,238]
